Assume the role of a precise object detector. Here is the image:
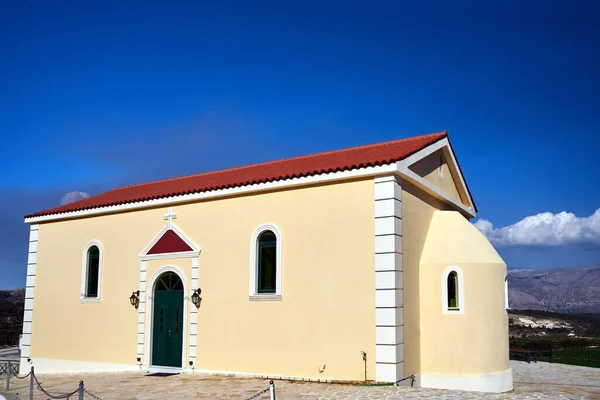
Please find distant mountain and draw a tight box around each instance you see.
[508,266,600,313]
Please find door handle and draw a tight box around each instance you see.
[168,329,172,338]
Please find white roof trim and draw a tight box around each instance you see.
[25,164,397,223]
[139,222,200,260]
[396,137,476,218]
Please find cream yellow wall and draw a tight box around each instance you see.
[400,182,448,377]
[409,150,467,207]
[31,208,165,365]
[419,211,509,376]
[29,179,376,381]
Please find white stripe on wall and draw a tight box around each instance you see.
[374,176,404,382]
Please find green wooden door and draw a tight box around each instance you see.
[151,272,184,368]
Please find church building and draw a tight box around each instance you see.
[20,132,512,393]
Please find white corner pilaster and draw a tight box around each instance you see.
[20,224,38,373]
[137,260,147,364]
[189,256,199,363]
[374,176,404,382]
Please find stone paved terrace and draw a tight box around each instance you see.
[1,361,599,399]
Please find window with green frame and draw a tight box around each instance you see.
[447,271,458,309]
[257,231,277,293]
[86,246,100,297]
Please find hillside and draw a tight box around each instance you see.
[508,266,600,314]
[0,288,25,345]
[509,309,600,339]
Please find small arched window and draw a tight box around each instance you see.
[81,241,103,301]
[442,266,464,314]
[257,231,277,293]
[447,271,458,309]
[249,224,282,299]
[504,276,509,310]
[85,246,100,297]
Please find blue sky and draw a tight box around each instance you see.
[1,0,599,289]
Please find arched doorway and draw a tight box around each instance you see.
[151,271,184,368]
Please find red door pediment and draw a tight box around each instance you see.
[147,229,193,254]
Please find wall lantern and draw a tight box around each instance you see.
[191,289,201,308]
[130,290,140,309]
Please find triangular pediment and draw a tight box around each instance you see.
[408,149,467,206]
[148,229,193,254]
[397,136,477,217]
[140,224,199,260]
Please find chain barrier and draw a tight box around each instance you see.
[245,380,275,400]
[11,370,32,380]
[244,386,270,400]
[6,365,288,400]
[33,371,79,399]
[395,374,415,386]
[4,366,103,400]
[85,389,103,400]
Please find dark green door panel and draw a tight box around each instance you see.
[151,272,184,368]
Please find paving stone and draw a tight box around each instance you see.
[1,361,599,399]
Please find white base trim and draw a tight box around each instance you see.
[148,365,182,374]
[24,358,139,374]
[419,368,513,393]
[192,368,334,382]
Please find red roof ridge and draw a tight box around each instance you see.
[112,131,447,192]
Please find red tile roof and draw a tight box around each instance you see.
[26,131,447,218]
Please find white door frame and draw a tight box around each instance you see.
[137,219,201,373]
[145,265,188,373]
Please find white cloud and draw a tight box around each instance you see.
[473,208,600,247]
[60,191,90,205]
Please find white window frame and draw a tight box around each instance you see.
[81,240,103,303]
[249,224,282,301]
[442,265,464,315]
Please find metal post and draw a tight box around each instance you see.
[29,367,34,400]
[5,361,11,390]
[361,351,367,382]
[269,380,275,400]
[78,380,84,400]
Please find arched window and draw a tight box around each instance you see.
[249,224,282,299]
[447,271,458,309]
[86,246,100,297]
[504,275,509,310]
[257,231,276,293]
[81,241,103,301]
[442,266,464,314]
